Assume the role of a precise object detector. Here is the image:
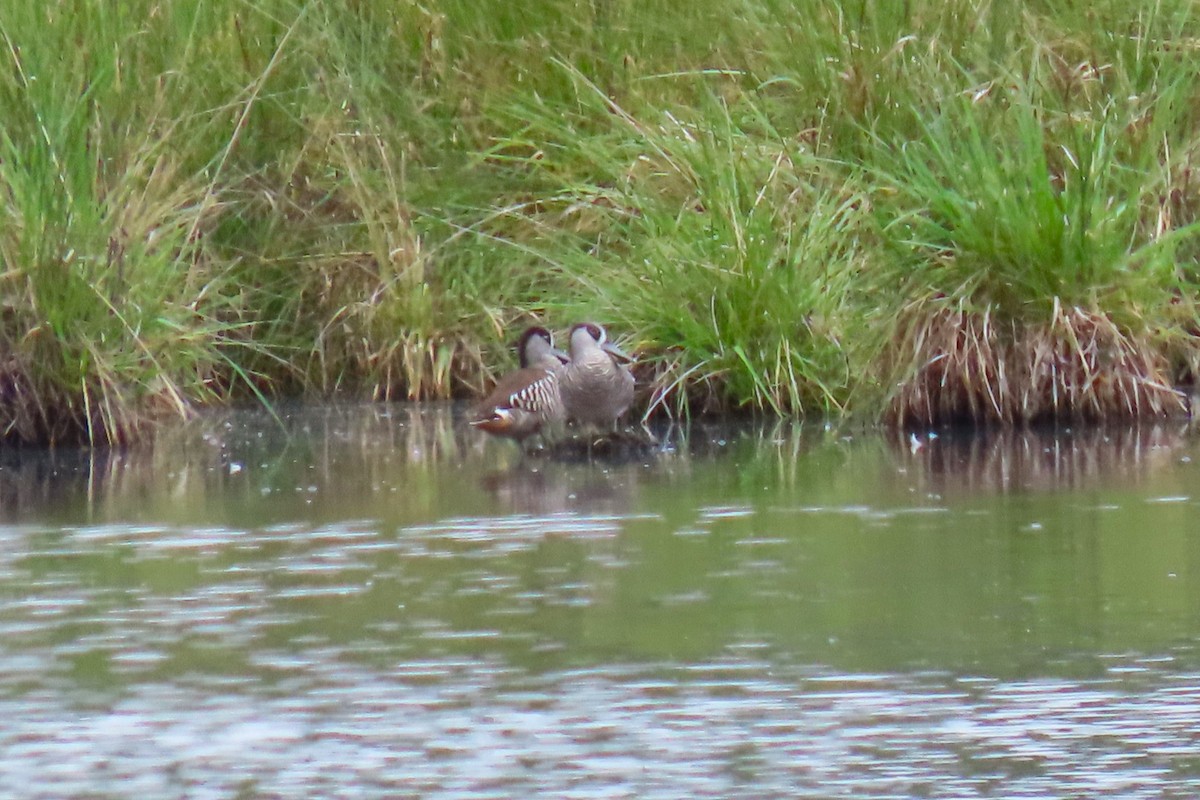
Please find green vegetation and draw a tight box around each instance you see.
[2,0,1200,442]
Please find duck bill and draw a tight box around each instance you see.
[468,410,511,434]
[602,341,634,363]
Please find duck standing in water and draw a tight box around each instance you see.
[468,326,568,446]
[559,322,635,433]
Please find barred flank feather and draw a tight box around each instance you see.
[470,365,565,442]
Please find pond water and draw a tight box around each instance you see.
[1,403,1199,798]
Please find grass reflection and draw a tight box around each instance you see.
[0,406,1199,689]
[892,423,1190,496]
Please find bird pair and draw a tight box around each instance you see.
[469,322,635,446]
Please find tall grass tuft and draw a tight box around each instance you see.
[0,0,288,443]
[486,70,871,417]
[240,0,584,401]
[862,32,1200,424]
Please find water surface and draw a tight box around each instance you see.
[1,404,1199,797]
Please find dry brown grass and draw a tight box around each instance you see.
[0,349,175,445]
[885,299,1187,427]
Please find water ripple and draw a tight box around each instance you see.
[0,662,1196,798]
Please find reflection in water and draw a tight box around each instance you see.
[0,408,1189,520]
[480,461,644,516]
[1,404,1200,797]
[895,423,1189,495]
[0,404,480,525]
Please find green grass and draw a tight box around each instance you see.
[0,0,283,442]
[855,12,1200,422]
[489,72,867,417]
[2,0,1200,442]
